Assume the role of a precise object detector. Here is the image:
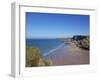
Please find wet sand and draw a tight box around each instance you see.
[44,43,89,65]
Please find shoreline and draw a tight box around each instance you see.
[44,42,89,65]
[43,43,65,56]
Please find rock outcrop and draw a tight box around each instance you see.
[72,35,89,50]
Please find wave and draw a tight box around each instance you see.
[43,43,64,56]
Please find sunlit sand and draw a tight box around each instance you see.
[44,42,89,65]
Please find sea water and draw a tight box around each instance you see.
[26,39,64,56]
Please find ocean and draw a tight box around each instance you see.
[26,39,64,56]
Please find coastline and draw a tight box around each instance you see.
[43,43,65,56]
[44,42,89,65]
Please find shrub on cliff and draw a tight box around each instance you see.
[26,46,52,67]
[43,59,53,66]
[26,47,41,67]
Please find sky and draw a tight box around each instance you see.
[26,12,89,39]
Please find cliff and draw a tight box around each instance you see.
[72,35,89,50]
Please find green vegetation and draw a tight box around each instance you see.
[26,46,52,67]
[43,59,52,66]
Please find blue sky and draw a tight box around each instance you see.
[26,12,89,39]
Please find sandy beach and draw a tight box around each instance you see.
[44,43,89,66]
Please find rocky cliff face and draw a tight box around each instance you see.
[72,35,89,50]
